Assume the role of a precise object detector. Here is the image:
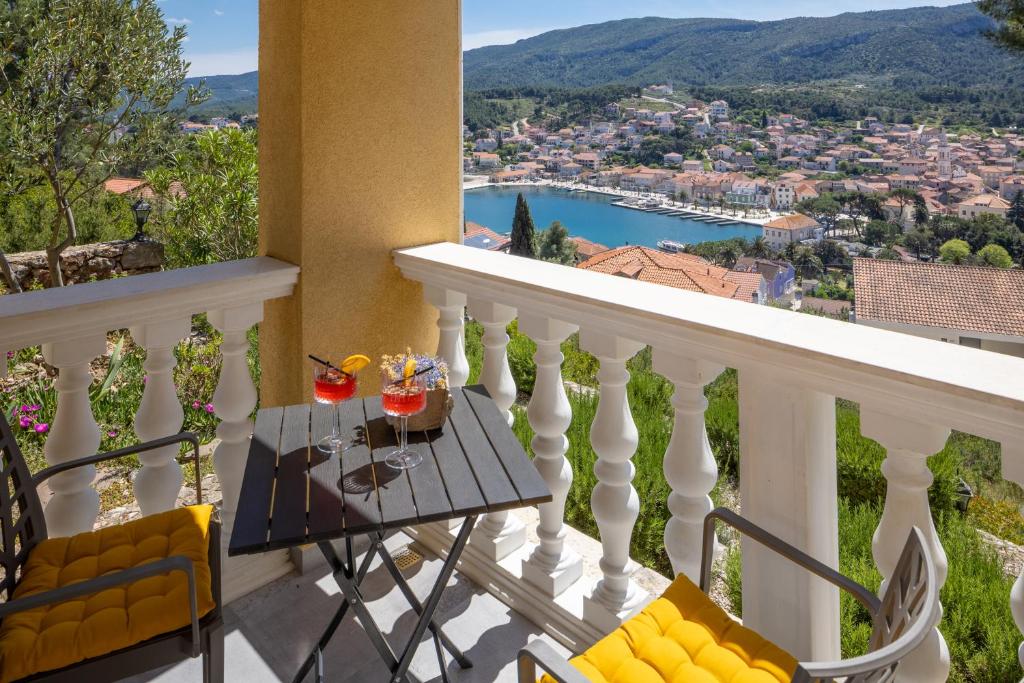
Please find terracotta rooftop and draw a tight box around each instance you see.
[568,237,609,259]
[464,222,510,252]
[853,258,1024,338]
[578,246,763,301]
[763,214,820,231]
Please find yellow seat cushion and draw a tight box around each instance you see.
[0,505,216,682]
[544,574,797,683]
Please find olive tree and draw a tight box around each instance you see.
[0,0,202,287]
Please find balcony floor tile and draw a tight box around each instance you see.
[120,531,569,683]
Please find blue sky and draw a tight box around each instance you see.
[166,0,967,76]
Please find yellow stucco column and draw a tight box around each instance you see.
[258,0,463,406]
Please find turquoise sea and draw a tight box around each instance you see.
[464,185,762,249]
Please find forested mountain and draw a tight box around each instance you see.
[174,71,258,116]
[463,3,1023,90]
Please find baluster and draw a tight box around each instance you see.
[861,409,950,683]
[1005,443,1024,673]
[41,336,106,536]
[131,319,189,515]
[425,286,469,388]
[653,351,723,581]
[520,314,582,597]
[580,330,646,630]
[466,298,524,560]
[209,304,262,540]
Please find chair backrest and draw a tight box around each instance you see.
[0,412,48,600]
[796,527,938,683]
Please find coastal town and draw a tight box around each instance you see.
[462,87,1024,357]
[466,89,1024,228]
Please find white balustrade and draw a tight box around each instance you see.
[41,336,106,536]
[466,298,525,560]
[394,242,1024,663]
[519,313,582,597]
[425,286,469,387]
[131,318,190,515]
[862,409,950,683]
[580,330,647,631]
[653,351,723,582]
[0,258,297,597]
[209,303,263,540]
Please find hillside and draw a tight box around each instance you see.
[174,71,258,116]
[463,3,1024,90]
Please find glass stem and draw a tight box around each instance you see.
[400,416,409,452]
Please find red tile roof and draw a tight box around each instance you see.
[853,258,1024,338]
[578,246,761,301]
[764,214,820,231]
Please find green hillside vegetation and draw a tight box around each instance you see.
[174,71,258,116]
[463,4,1020,89]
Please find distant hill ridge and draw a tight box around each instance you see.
[463,3,1024,89]
[181,3,1022,115]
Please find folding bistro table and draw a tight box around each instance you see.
[228,385,552,683]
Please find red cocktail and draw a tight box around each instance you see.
[380,365,429,470]
[381,385,427,416]
[315,371,357,403]
[311,360,360,454]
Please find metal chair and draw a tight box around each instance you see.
[0,412,223,683]
[518,507,939,683]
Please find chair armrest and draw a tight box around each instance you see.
[0,555,203,656]
[517,640,588,683]
[699,507,880,616]
[32,432,205,504]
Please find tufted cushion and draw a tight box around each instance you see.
[543,574,797,683]
[0,505,216,682]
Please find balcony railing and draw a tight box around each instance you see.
[394,241,1024,681]
[0,256,300,602]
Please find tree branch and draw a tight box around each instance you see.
[0,249,22,294]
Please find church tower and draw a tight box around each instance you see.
[938,131,952,180]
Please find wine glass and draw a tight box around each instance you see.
[380,369,428,470]
[312,360,358,454]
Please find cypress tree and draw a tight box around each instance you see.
[1009,190,1024,230]
[509,192,537,258]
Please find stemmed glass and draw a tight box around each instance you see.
[380,369,428,470]
[311,360,358,454]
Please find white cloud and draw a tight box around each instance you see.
[213,9,224,16]
[185,48,258,77]
[462,27,552,50]
[166,16,192,24]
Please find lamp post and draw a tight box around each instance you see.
[131,198,152,241]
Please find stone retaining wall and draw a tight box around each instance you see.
[3,239,164,290]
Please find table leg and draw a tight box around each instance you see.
[389,515,478,683]
[374,533,473,669]
[291,541,378,683]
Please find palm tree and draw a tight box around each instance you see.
[792,247,824,280]
[745,236,773,259]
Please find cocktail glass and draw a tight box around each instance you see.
[312,360,358,454]
[381,369,428,470]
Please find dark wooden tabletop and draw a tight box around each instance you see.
[228,385,552,556]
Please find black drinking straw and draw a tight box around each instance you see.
[308,354,353,378]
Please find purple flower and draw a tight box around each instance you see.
[107,430,118,438]
[18,416,32,429]
[19,404,29,413]
[204,403,215,414]
[142,375,148,384]
[33,423,48,434]
[191,400,201,409]
[5,351,12,359]
[27,404,40,412]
